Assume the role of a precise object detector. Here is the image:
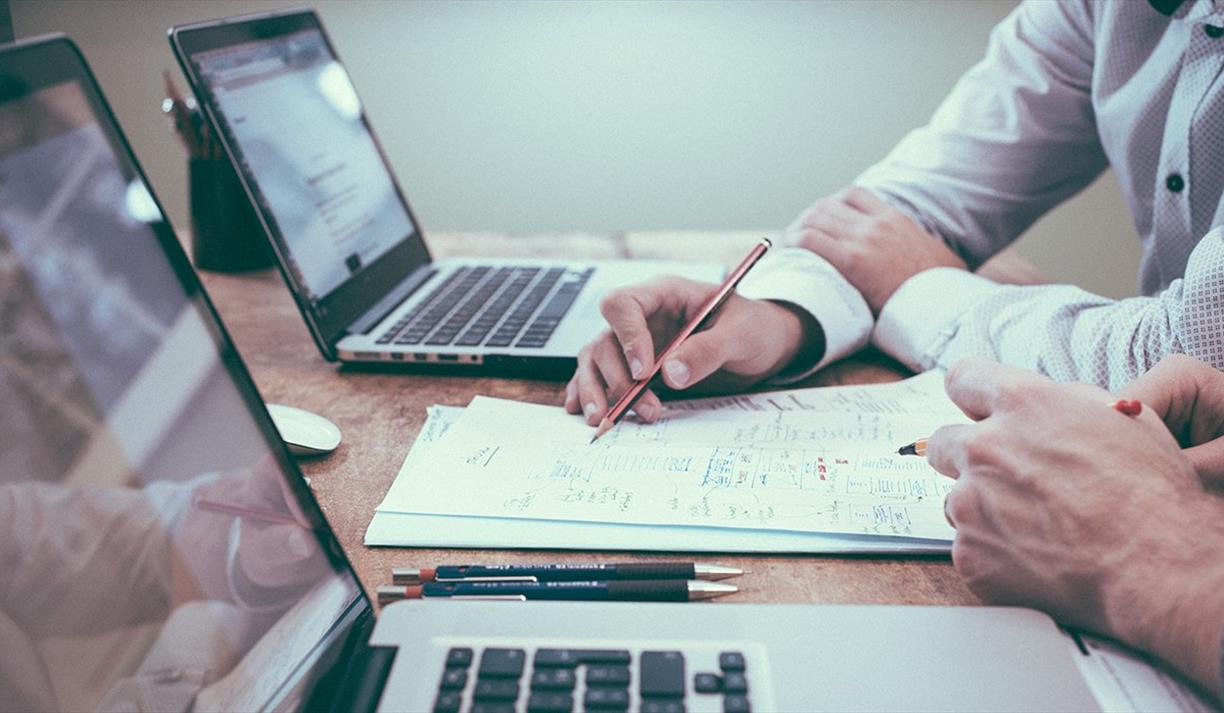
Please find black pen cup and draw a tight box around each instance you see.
[188,155,274,272]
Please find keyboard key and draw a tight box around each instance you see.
[526,691,573,713]
[694,673,722,693]
[433,690,461,713]
[439,668,467,689]
[719,652,746,672]
[445,648,473,668]
[584,687,630,709]
[478,648,526,678]
[640,651,685,698]
[531,668,576,690]
[642,700,685,713]
[585,666,630,686]
[534,649,631,667]
[473,679,520,701]
[471,704,515,713]
[722,672,748,694]
[723,694,751,713]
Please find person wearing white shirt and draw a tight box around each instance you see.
[563,0,1224,422]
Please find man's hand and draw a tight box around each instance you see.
[790,186,966,313]
[926,357,1224,698]
[1120,353,1224,488]
[564,276,819,425]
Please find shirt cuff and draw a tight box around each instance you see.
[736,247,873,383]
[873,267,997,372]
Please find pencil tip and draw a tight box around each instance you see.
[589,434,599,445]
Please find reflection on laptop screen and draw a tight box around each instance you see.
[0,72,362,711]
[191,29,415,304]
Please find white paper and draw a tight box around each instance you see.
[381,373,964,541]
[370,401,951,553]
[1071,634,1217,713]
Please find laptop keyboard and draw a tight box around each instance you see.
[433,646,753,713]
[375,265,594,350]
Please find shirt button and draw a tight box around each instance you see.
[1205,24,1224,38]
[1166,173,1185,193]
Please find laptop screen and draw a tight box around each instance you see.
[175,12,433,354]
[0,38,366,712]
[191,28,413,302]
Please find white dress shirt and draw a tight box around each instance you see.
[739,0,1224,389]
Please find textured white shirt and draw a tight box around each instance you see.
[739,0,1224,389]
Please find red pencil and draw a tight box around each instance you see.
[589,238,772,444]
[192,496,303,527]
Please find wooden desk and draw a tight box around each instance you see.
[196,231,1040,607]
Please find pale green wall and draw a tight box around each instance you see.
[14,0,1142,298]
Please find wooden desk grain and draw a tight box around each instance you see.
[195,232,1010,608]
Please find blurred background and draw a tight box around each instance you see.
[11,0,1142,297]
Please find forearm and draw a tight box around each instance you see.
[855,0,1105,266]
[874,255,1224,390]
[1104,508,1224,700]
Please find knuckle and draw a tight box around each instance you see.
[993,380,1040,412]
[598,291,629,320]
[864,216,890,236]
[951,540,985,586]
[795,229,822,252]
[961,430,1000,468]
[945,485,977,526]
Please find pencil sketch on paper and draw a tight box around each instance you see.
[401,372,966,540]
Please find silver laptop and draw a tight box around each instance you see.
[168,8,722,374]
[0,35,1175,713]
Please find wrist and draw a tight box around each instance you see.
[764,300,825,380]
[1105,499,1224,697]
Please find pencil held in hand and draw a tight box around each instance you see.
[590,238,772,444]
[896,398,1147,457]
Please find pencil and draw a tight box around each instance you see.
[896,438,928,457]
[192,496,303,527]
[895,399,1145,456]
[590,238,772,444]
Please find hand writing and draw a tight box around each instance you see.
[925,357,1224,698]
[564,276,818,425]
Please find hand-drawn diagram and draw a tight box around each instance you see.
[407,378,965,540]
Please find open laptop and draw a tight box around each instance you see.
[3,35,1196,713]
[167,8,722,374]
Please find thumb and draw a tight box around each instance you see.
[660,330,730,390]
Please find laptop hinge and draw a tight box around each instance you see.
[348,266,437,336]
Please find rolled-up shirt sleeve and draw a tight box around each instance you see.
[736,247,873,382]
[873,226,1224,389]
[855,0,1107,267]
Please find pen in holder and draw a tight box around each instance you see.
[188,155,273,272]
[163,70,273,272]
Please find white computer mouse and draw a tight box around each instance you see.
[266,403,342,457]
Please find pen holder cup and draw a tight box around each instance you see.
[188,155,275,272]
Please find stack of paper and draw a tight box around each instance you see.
[366,371,969,554]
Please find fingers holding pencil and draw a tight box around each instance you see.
[585,238,768,440]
